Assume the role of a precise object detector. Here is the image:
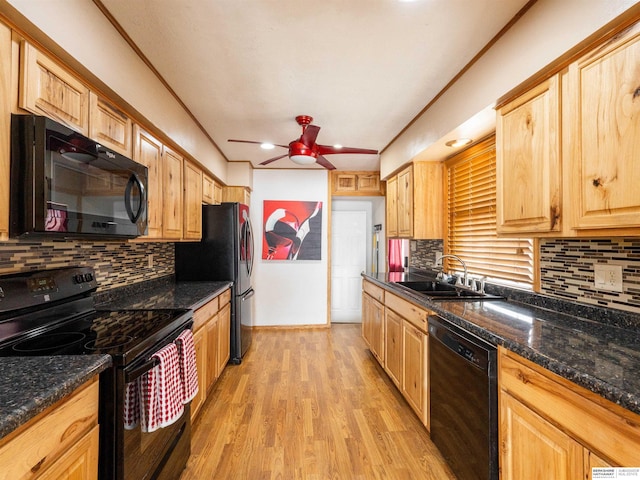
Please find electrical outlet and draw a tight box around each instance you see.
[594,264,623,292]
[410,241,416,252]
[148,254,154,269]
[435,251,443,264]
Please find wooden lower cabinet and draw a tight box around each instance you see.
[499,347,640,476]
[38,426,99,480]
[0,378,99,480]
[362,287,384,364]
[384,308,403,387]
[500,391,583,480]
[217,302,231,375]
[191,288,232,422]
[402,321,428,427]
[190,327,207,419]
[362,280,430,428]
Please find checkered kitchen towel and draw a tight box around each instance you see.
[175,329,199,403]
[123,379,140,430]
[140,343,184,432]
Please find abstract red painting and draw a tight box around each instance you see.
[262,200,323,260]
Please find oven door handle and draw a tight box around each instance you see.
[124,357,159,384]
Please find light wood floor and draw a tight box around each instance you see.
[180,324,455,479]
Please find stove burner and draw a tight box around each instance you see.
[85,335,133,351]
[12,332,86,353]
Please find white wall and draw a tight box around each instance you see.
[3,0,228,181]
[380,0,638,177]
[251,169,329,326]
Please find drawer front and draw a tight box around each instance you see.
[385,292,428,332]
[499,349,640,467]
[219,288,231,307]
[363,280,384,303]
[0,379,99,480]
[193,296,219,331]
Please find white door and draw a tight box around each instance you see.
[331,211,367,323]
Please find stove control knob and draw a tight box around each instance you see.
[84,273,93,282]
[74,274,85,284]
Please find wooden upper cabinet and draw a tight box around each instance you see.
[0,22,11,241]
[18,41,89,135]
[387,163,442,239]
[331,171,383,196]
[202,174,223,205]
[386,175,398,237]
[567,22,640,231]
[89,92,132,156]
[397,166,413,237]
[132,125,163,239]
[161,146,184,239]
[183,160,203,240]
[496,74,561,234]
[202,173,215,204]
[222,186,251,205]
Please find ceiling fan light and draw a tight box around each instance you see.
[260,143,275,150]
[290,154,317,165]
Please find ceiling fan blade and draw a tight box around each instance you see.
[228,139,288,148]
[259,153,289,166]
[300,125,321,147]
[317,144,378,155]
[315,155,336,170]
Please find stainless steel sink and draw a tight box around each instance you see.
[394,280,502,301]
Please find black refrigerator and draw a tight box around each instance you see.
[175,202,254,363]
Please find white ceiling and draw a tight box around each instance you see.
[98,0,529,171]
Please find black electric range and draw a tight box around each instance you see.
[0,266,194,480]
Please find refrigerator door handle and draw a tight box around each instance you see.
[241,288,255,300]
[246,218,255,277]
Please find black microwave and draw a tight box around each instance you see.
[10,114,148,239]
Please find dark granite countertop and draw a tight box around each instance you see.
[0,355,111,439]
[96,280,233,311]
[363,271,640,416]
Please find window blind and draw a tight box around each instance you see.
[445,136,534,287]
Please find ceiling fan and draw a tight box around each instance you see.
[228,115,378,170]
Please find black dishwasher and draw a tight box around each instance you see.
[428,315,498,480]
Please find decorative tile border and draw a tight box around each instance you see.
[411,237,640,315]
[0,240,174,292]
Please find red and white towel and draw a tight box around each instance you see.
[175,329,199,403]
[123,380,140,430]
[140,343,184,433]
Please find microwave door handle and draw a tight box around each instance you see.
[124,173,146,222]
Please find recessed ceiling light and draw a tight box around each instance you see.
[445,138,472,148]
[260,143,275,150]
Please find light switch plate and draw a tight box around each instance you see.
[594,264,623,292]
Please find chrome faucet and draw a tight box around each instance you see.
[435,254,468,286]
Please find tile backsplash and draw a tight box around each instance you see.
[539,238,640,313]
[410,238,640,314]
[0,239,174,291]
[409,240,443,272]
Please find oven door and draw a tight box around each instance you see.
[119,356,191,480]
